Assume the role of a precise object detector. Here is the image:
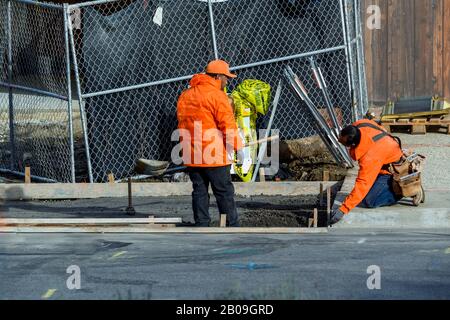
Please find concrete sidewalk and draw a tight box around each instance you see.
[333,133,450,229]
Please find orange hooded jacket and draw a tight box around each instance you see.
[176,73,243,167]
[340,119,403,214]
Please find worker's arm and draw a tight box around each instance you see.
[339,155,383,214]
[209,93,243,151]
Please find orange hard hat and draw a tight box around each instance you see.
[205,59,237,78]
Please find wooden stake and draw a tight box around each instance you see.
[259,168,265,182]
[323,170,330,182]
[24,166,31,184]
[220,214,227,228]
[108,173,115,184]
[327,188,331,224]
[313,208,318,228]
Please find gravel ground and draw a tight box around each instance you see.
[395,133,450,190]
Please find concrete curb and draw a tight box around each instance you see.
[0,181,338,200]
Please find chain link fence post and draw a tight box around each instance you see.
[2,0,368,182]
[207,0,219,60]
[339,0,356,123]
[63,3,76,183]
[7,0,16,171]
[66,5,94,183]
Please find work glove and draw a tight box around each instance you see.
[236,149,245,165]
[329,208,345,226]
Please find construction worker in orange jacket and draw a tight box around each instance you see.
[177,60,243,227]
[330,119,404,225]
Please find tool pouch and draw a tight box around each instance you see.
[388,151,426,197]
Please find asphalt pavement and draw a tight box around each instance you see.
[0,229,449,300]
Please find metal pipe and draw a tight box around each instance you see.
[81,45,347,99]
[13,0,62,9]
[207,0,219,60]
[66,6,94,183]
[283,69,343,165]
[251,81,282,183]
[230,46,347,72]
[0,168,57,183]
[0,81,68,100]
[68,0,118,9]
[64,3,76,183]
[7,1,16,171]
[82,74,194,98]
[284,67,353,167]
[309,56,341,134]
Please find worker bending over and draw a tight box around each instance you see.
[330,119,404,225]
[177,60,243,227]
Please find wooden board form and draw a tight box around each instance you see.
[0,226,328,234]
[0,218,182,225]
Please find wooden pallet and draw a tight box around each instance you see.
[382,117,450,135]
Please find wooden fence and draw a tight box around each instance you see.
[362,0,450,105]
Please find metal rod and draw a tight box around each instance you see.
[68,0,118,9]
[81,46,347,99]
[0,168,57,183]
[230,46,347,72]
[0,82,68,100]
[64,4,76,183]
[7,1,16,171]
[66,6,94,183]
[309,56,341,134]
[283,69,343,165]
[339,0,357,122]
[126,177,136,216]
[207,0,219,60]
[252,81,282,183]
[13,0,62,9]
[284,67,353,167]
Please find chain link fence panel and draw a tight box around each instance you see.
[0,0,74,182]
[10,1,68,97]
[75,0,215,95]
[8,89,73,181]
[213,0,345,67]
[2,0,367,182]
[83,80,188,182]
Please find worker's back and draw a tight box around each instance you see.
[177,73,240,167]
[350,119,403,167]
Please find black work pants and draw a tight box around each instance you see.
[187,165,239,227]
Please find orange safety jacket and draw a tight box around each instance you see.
[339,119,403,214]
[176,73,243,167]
